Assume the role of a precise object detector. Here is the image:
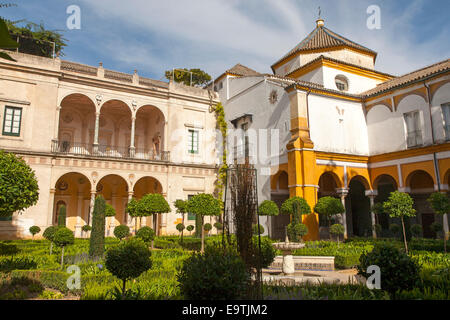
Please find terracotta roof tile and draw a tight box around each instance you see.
[362,59,450,97]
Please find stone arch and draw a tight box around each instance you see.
[347,176,371,237]
[53,172,92,233]
[318,171,343,194]
[98,100,132,152]
[405,170,436,193]
[395,92,428,111]
[58,91,96,108]
[135,105,166,157]
[372,174,398,190]
[96,174,129,231]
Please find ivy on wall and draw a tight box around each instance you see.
[213,102,228,215]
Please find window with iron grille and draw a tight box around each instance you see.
[441,103,450,140]
[2,106,22,136]
[404,111,423,148]
[188,129,199,154]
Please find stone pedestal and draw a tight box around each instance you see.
[282,255,295,275]
[75,224,82,238]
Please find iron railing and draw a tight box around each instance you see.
[51,140,170,162]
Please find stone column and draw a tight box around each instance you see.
[75,192,83,238]
[127,191,134,229]
[93,111,100,154]
[53,106,62,140]
[89,190,96,225]
[48,188,56,226]
[129,116,136,158]
[365,190,378,239]
[336,188,349,239]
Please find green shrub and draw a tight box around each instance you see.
[258,200,279,216]
[186,225,194,235]
[287,223,308,242]
[281,197,311,223]
[105,238,152,297]
[29,226,41,239]
[43,226,57,255]
[0,256,37,272]
[330,224,345,242]
[89,195,106,259]
[410,224,423,238]
[176,223,185,233]
[53,227,75,269]
[252,236,276,268]
[252,224,264,235]
[113,225,130,241]
[389,223,400,237]
[203,223,212,234]
[357,243,421,298]
[431,222,443,237]
[136,227,156,247]
[177,246,250,300]
[82,225,92,232]
[105,204,116,217]
[213,222,223,231]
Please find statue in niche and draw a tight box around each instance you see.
[152,133,161,157]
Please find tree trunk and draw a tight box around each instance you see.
[181,213,185,243]
[444,225,447,253]
[122,279,127,299]
[50,242,53,255]
[60,246,65,270]
[201,216,205,253]
[401,217,408,254]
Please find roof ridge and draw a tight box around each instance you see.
[323,27,375,54]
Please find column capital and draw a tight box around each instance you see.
[365,190,378,198]
[335,188,349,196]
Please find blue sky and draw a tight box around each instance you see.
[2,0,449,81]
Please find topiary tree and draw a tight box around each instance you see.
[357,243,421,299]
[281,197,311,224]
[53,227,74,269]
[187,194,221,253]
[186,225,194,236]
[105,203,116,235]
[113,225,130,241]
[252,224,264,235]
[389,223,401,238]
[89,195,106,259]
[431,222,443,239]
[29,226,40,241]
[174,199,188,242]
[427,192,450,253]
[410,224,423,239]
[203,223,212,237]
[176,223,185,238]
[314,197,345,232]
[136,226,156,249]
[177,246,250,300]
[330,223,345,244]
[105,238,152,298]
[0,150,39,218]
[258,200,279,216]
[57,205,66,227]
[125,198,140,233]
[287,223,308,242]
[139,194,170,236]
[383,191,416,254]
[81,224,91,238]
[43,226,57,255]
[213,222,223,234]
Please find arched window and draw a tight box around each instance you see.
[335,75,349,92]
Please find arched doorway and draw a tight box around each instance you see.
[407,170,435,238]
[133,176,164,235]
[317,172,342,239]
[98,100,132,158]
[373,174,397,235]
[270,171,290,240]
[347,176,371,237]
[54,172,92,236]
[96,174,129,235]
[58,94,96,155]
[135,105,165,160]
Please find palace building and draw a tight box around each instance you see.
[216,18,450,240]
[0,52,219,239]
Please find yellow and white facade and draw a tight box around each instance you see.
[217,19,450,241]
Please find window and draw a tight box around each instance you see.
[404,111,423,148]
[188,129,199,154]
[2,106,22,136]
[441,103,450,140]
[187,195,195,220]
[335,75,349,92]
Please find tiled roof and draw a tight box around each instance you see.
[222,63,261,78]
[362,59,450,98]
[285,55,395,79]
[272,25,377,70]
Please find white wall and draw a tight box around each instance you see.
[309,94,369,155]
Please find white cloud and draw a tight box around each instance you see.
[75,0,449,78]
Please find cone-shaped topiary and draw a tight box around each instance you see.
[58,205,66,227]
[89,195,106,259]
